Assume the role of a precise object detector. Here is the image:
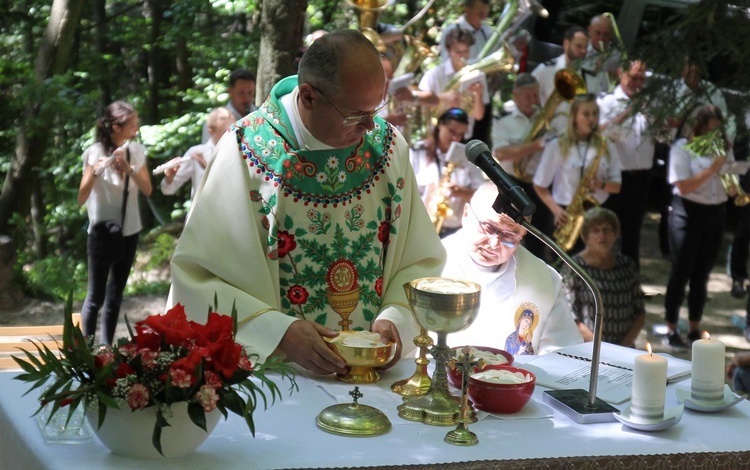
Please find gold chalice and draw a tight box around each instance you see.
[398,277,481,428]
[325,331,396,383]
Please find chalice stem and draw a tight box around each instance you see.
[391,326,432,396]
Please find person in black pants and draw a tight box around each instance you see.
[77,101,152,344]
[598,60,654,269]
[663,104,732,348]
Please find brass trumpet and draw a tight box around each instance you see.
[685,128,750,207]
[721,173,750,207]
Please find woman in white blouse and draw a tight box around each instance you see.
[663,104,732,349]
[409,107,486,237]
[532,93,621,249]
[77,101,152,344]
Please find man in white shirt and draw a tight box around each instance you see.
[532,25,589,106]
[441,182,583,356]
[581,14,619,94]
[419,28,488,139]
[672,58,734,142]
[160,107,233,200]
[201,69,257,143]
[598,60,654,269]
[438,0,495,62]
[491,73,552,260]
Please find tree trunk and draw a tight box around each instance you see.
[0,0,85,234]
[146,0,164,123]
[30,181,47,259]
[256,0,308,104]
[175,36,191,114]
[93,0,111,108]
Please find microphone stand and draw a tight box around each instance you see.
[493,196,618,424]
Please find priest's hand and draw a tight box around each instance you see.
[372,319,402,370]
[279,321,347,375]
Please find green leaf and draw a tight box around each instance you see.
[153,407,170,457]
[187,402,208,431]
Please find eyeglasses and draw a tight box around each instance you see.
[310,85,392,127]
[467,204,524,248]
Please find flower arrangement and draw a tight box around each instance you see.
[13,299,297,456]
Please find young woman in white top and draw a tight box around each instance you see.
[533,93,621,251]
[77,101,152,344]
[409,107,485,237]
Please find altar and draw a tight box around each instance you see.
[1,359,749,470]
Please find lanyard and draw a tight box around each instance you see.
[576,140,590,180]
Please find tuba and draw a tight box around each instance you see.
[685,128,750,207]
[513,69,586,183]
[390,35,438,144]
[433,45,516,120]
[553,135,608,252]
[347,0,389,54]
[346,0,388,30]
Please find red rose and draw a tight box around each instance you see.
[377,221,390,244]
[375,277,383,297]
[277,230,297,258]
[136,305,196,347]
[116,362,136,379]
[287,285,309,305]
[191,312,234,347]
[209,338,243,378]
[171,348,209,376]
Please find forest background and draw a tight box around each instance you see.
[0,0,749,306]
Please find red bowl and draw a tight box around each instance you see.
[447,346,514,388]
[468,364,536,414]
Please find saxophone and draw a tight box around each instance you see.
[553,135,608,252]
[431,162,456,234]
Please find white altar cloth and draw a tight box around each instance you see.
[1,359,749,470]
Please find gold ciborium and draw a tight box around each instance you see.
[325,331,396,384]
[398,277,481,427]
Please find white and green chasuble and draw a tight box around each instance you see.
[168,76,445,360]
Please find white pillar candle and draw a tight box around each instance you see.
[630,343,667,423]
[691,333,725,402]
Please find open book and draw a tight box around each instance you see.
[522,342,692,405]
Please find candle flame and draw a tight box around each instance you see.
[646,342,653,355]
[703,331,710,340]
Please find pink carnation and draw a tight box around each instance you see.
[204,370,222,389]
[169,368,193,388]
[94,350,115,369]
[118,343,138,358]
[194,385,220,412]
[127,383,150,410]
[239,355,254,372]
[139,348,159,368]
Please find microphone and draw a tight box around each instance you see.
[465,139,536,218]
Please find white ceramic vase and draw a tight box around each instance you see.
[86,401,221,459]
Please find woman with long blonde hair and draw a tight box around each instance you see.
[533,93,621,250]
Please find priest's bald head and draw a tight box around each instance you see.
[297,29,388,149]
